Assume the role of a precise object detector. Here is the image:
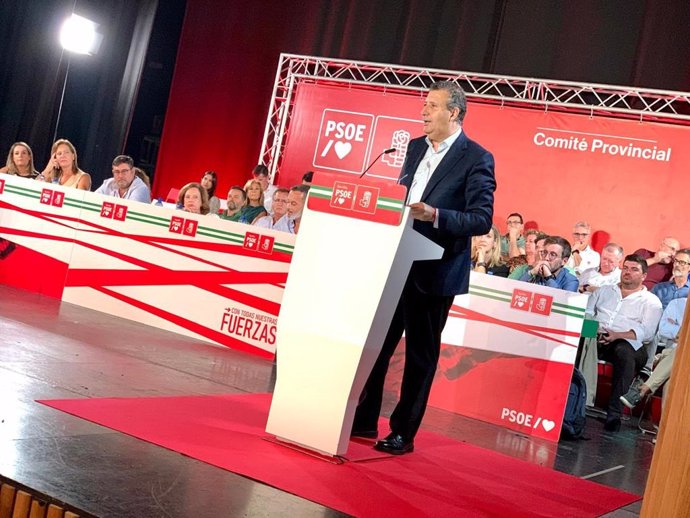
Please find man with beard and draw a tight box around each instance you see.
[286,185,309,234]
[518,236,578,291]
[586,254,663,431]
[95,155,150,203]
[651,248,690,309]
[219,186,247,222]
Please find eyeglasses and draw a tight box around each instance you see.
[675,259,690,267]
[539,251,561,259]
[572,232,589,238]
[506,220,522,226]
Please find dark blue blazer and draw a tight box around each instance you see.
[401,131,496,296]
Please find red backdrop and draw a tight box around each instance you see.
[278,84,689,254]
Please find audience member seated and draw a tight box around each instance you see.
[524,229,546,267]
[518,236,578,291]
[620,296,686,411]
[650,248,690,309]
[1,142,39,178]
[94,155,151,203]
[251,165,277,213]
[567,221,600,277]
[634,236,681,289]
[286,184,309,234]
[471,224,509,277]
[302,171,314,185]
[241,179,268,224]
[586,254,663,431]
[579,243,623,293]
[200,171,220,215]
[134,167,151,190]
[177,182,209,215]
[500,212,525,261]
[219,186,246,222]
[509,233,547,280]
[254,188,291,232]
[40,139,91,190]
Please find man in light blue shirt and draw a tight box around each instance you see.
[254,188,292,233]
[95,155,151,203]
[651,248,690,308]
[518,236,579,291]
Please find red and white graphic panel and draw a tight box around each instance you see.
[430,273,588,442]
[279,83,690,255]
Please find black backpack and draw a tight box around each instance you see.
[560,368,587,440]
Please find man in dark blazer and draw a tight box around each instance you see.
[352,81,496,454]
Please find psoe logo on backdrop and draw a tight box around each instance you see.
[510,288,553,316]
[313,109,374,174]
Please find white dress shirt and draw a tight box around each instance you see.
[407,128,462,204]
[567,245,600,276]
[586,284,663,351]
[579,266,621,289]
[253,213,293,233]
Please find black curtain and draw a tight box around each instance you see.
[0,0,157,186]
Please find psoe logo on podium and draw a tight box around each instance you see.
[352,186,380,215]
[330,181,356,210]
[313,109,374,174]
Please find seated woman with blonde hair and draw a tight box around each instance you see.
[1,142,40,178]
[40,139,91,190]
[240,179,268,224]
[177,182,210,215]
[472,224,510,277]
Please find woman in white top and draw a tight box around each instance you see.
[40,139,91,190]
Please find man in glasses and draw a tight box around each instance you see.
[500,212,525,261]
[650,248,690,309]
[518,236,578,291]
[586,255,663,431]
[566,221,600,276]
[95,155,151,203]
[634,236,681,289]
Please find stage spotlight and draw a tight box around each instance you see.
[59,14,102,55]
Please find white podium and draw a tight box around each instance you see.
[265,172,443,456]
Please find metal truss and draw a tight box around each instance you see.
[260,53,690,179]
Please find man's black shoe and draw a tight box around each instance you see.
[604,417,621,432]
[351,429,378,439]
[373,433,414,455]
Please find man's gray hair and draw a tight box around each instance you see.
[603,243,624,256]
[430,81,467,123]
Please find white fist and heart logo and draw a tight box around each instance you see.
[334,141,352,159]
[319,117,369,161]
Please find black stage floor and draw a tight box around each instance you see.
[0,285,650,517]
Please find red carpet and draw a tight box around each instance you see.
[38,393,639,517]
